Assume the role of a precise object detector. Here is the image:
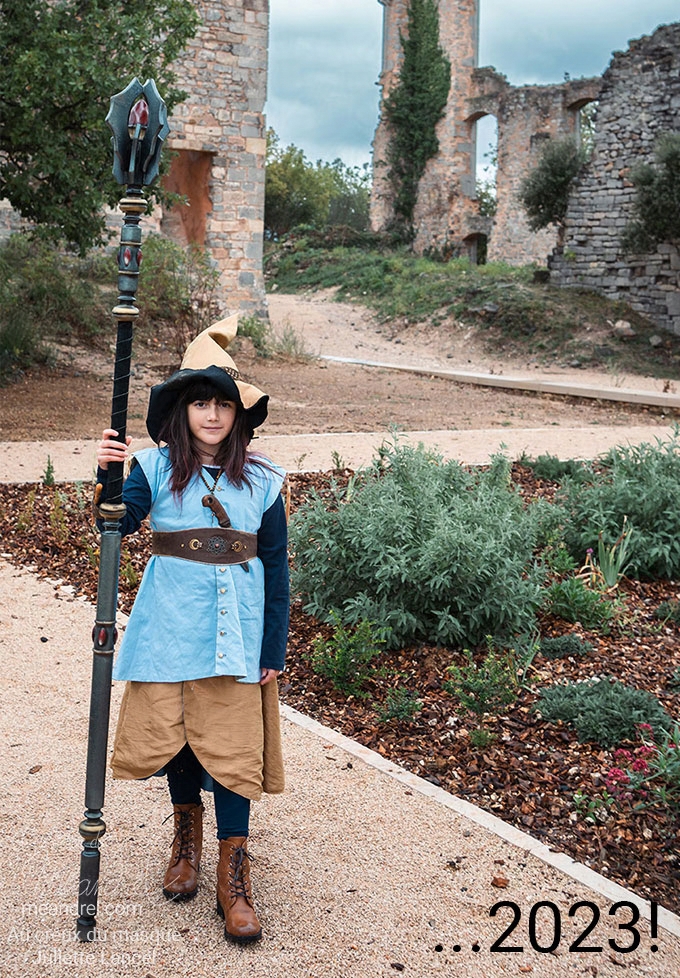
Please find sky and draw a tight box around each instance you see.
[265,0,680,170]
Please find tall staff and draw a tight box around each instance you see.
[76,78,169,943]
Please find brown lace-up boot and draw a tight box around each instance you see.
[162,802,203,900]
[216,837,262,943]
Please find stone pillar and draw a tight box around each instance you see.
[412,0,480,255]
[166,0,269,316]
[371,0,481,254]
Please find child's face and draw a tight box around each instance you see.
[187,398,237,457]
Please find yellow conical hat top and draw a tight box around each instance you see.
[181,315,240,377]
[145,316,269,442]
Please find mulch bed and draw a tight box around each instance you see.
[1,465,678,913]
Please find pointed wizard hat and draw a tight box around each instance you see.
[146,315,268,442]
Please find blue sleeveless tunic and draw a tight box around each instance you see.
[112,447,285,685]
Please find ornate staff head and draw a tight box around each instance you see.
[106,77,169,187]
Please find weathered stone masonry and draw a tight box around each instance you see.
[371,0,601,266]
[166,0,269,315]
[371,2,679,334]
[549,25,680,335]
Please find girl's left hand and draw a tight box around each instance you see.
[259,668,281,686]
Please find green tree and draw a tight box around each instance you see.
[382,0,451,238]
[518,136,587,232]
[622,133,680,253]
[0,0,198,252]
[264,130,370,238]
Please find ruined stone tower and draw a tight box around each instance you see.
[149,0,270,316]
[371,0,600,264]
[371,0,481,255]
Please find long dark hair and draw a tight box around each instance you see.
[157,379,265,496]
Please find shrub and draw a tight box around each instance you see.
[538,634,593,660]
[536,677,672,748]
[655,600,680,624]
[444,642,519,716]
[290,440,546,649]
[138,234,220,363]
[308,614,385,698]
[377,687,423,723]
[518,137,587,231]
[525,453,588,483]
[237,315,272,355]
[622,133,680,253]
[557,431,680,580]
[0,234,114,379]
[544,576,616,631]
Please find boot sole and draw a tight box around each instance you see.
[162,887,198,901]
[216,898,262,943]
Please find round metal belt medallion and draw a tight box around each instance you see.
[206,535,231,555]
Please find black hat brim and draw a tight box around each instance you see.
[146,364,268,442]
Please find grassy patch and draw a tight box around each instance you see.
[265,236,680,378]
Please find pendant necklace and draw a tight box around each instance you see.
[199,466,224,493]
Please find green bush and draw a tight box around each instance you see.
[237,315,272,355]
[377,687,423,722]
[444,643,519,716]
[0,304,47,380]
[557,431,680,580]
[622,133,680,253]
[525,453,588,483]
[538,634,593,660]
[138,234,220,363]
[518,136,587,231]
[308,614,386,698]
[655,600,680,624]
[544,576,616,631]
[290,440,546,649]
[0,234,113,379]
[536,677,672,748]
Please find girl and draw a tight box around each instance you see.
[96,320,289,945]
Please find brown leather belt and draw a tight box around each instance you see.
[152,529,257,565]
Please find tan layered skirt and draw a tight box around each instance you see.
[111,676,284,800]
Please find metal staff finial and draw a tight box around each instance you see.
[76,79,168,944]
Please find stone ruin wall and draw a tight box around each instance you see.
[0,0,269,318]
[371,0,601,265]
[472,73,601,265]
[164,0,269,317]
[371,2,679,336]
[549,24,680,335]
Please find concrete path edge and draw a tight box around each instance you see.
[280,703,680,938]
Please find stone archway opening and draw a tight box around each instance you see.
[471,112,498,218]
[161,149,214,247]
[463,231,488,265]
[570,99,599,155]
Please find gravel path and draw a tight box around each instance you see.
[2,295,680,976]
[2,561,679,978]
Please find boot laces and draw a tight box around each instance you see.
[230,845,255,902]
[164,809,196,862]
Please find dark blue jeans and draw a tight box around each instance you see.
[165,743,250,839]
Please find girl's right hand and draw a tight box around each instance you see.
[97,429,132,471]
